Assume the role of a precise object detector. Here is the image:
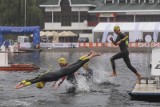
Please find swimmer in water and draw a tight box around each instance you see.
[51,57,78,89]
[15,51,100,89]
[80,63,93,82]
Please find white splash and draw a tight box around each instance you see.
[14,100,31,106]
[93,69,113,84]
[76,75,90,92]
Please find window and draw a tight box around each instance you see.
[136,15,160,22]
[60,0,71,26]
[145,0,154,3]
[45,12,52,22]
[119,0,126,3]
[105,0,113,3]
[80,12,88,22]
[116,15,134,22]
[100,17,108,22]
[139,0,144,3]
[54,12,61,22]
[71,12,78,22]
[131,0,139,3]
[88,14,97,22]
[114,0,119,3]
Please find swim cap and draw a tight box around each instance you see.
[58,58,67,64]
[114,26,120,31]
[36,82,45,89]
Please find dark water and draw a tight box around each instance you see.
[0,51,159,107]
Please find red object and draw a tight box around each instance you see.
[96,13,100,17]
[113,13,117,17]
[0,64,40,71]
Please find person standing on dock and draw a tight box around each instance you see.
[110,25,141,83]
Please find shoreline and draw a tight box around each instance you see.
[41,47,152,53]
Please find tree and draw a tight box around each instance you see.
[0,0,45,28]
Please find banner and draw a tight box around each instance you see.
[38,42,160,48]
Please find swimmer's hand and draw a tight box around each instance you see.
[116,41,121,45]
[110,37,113,41]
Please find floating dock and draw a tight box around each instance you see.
[129,48,160,101]
[129,77,160,101]
[0,50,39,71]
[0,64,39,71]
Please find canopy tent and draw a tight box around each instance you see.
[39,31,77,37]
[93,22,160,32]
[92,22,160,42]
[40,31,58,37]
[58,31,77,37]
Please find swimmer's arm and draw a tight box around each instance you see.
[51,81,57,88]
[120,35,128,42]
[51,77,66,88]
[116,35,128,45]
[110,37,117,45]
[58,76,66,86]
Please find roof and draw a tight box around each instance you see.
[92,22,160,32]
[89,3,160,12]
[40,0,97,7]
[40,0,59,5]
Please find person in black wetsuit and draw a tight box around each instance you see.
[52,57,77,89]
[15,51,100,89]
[110,26,141,83]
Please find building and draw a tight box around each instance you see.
[90,0,160,23]
[40,0,160,42]
[40,0,98,33]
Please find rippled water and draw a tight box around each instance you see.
[0,51,159,107]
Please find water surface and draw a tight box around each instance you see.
[0,51,159,107]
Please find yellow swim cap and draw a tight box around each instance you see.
[58,58,67,64]
[36,82,45,89]
[114,26,120,31]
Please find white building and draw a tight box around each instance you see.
[40,0,160,42]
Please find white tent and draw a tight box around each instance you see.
[51,31,58,36]
[93,22,160,32]
[58,31,77,37]
[92,22,160,42]
[40,31,45,37]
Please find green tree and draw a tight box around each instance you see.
[0,0,45,28]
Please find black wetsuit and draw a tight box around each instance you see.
[110,32,137,73]
[26,58,89,84]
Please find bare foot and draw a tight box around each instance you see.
[88,50,94,56]
[92,51,100,57]
[137,75,141,84]
[109,73,117,77]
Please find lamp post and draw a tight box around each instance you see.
[24,0,26,26]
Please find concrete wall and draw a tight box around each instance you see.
[45,23,93,30]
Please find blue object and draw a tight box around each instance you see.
[4,40,10,48]
[0,26,40,48]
